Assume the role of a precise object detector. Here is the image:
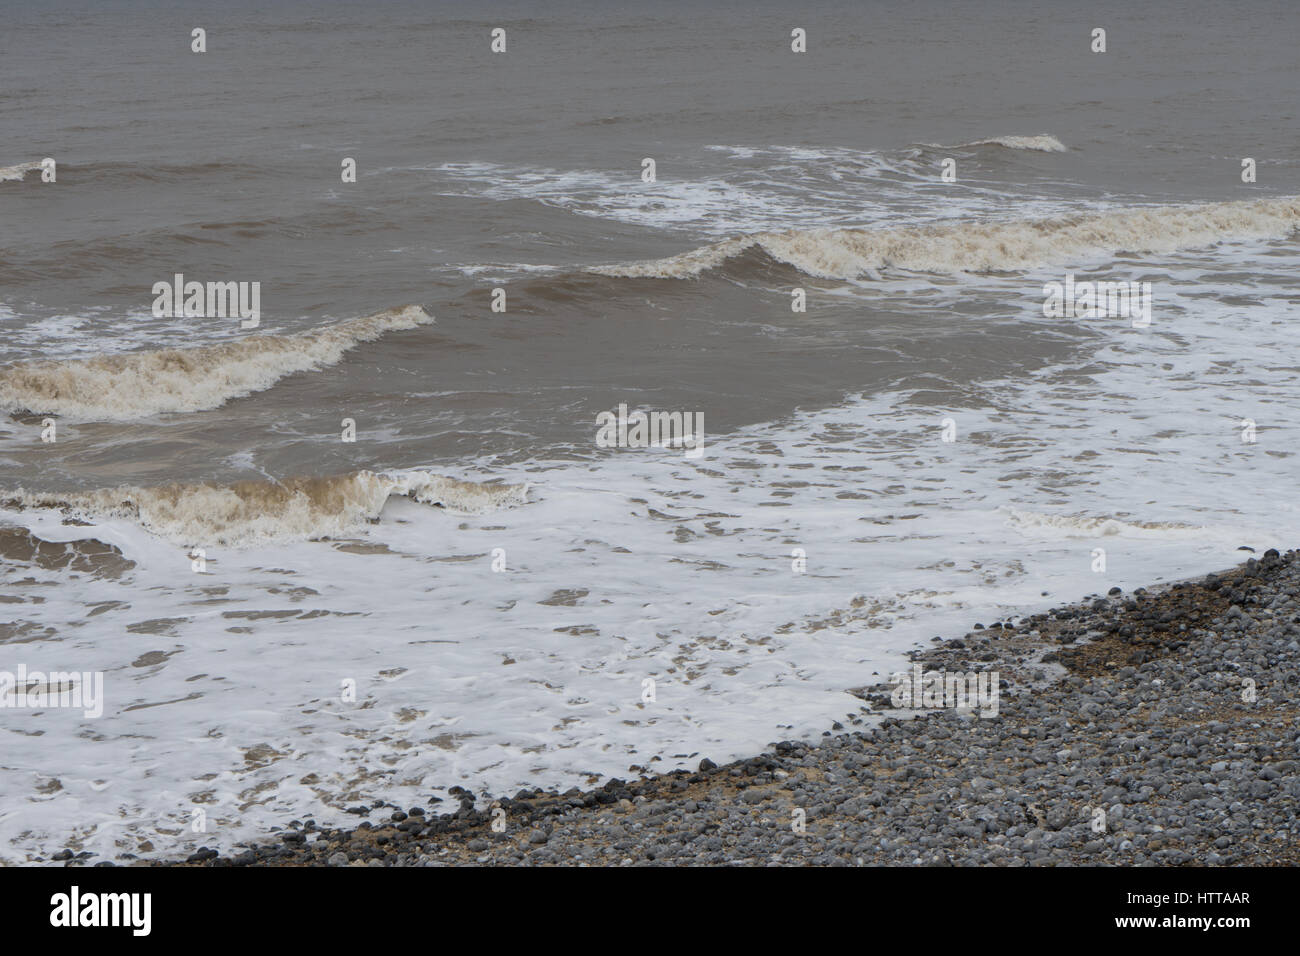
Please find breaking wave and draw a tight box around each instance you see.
[0,305,433,421]
[590,196,1300,279]
[920,134,1068,152]
[0,161,42,182]
[1,470,529,546]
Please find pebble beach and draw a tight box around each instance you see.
[151,548,1300,867]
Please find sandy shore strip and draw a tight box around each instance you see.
[139,548,1298,867]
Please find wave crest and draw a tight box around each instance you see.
[0,161,41,182]
[1,470,529,546]
[934,134,1068,152]
[590,197,1300,280]
[0,305,433,421]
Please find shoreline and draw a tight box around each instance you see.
[132,548,1299,866]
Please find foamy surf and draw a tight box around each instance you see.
[590,196,1300,279]
[1003,508,1204,538]
[1,469,528,546]
[0,305,433,421]
[0,160,41,182]
[0,525,136,577]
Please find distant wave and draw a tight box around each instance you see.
[919,134,1068,153]
[75,160,267,184]
[590,197,1300,280]
[1,470,529,546]
[0,305,432,421]
[4,159,271,185]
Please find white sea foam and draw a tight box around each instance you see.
[0,161,41,182]
[428,148,951,237]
